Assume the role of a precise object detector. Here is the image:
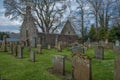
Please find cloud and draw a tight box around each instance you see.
[0,25,20,33]
[0,9,21,33]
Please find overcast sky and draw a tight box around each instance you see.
[0,0,79,33]
[0,0,21,33]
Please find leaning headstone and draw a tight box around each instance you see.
[94,45,104,60]
[53,55,65,75]
[37,44,42,54]
[30,50,35,62]
[114,57,120,80]
[72,53,91,80]
[17,45,23,58]
[71,44,84,55]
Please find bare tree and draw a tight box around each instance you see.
[87,0,103,31]
[3,0,67,33]
[98,0,114,31]
[112,0,120,26]
[76,0,88,39]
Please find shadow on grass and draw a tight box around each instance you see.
[47,67,72,80]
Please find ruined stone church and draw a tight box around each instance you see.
[20,6,78,47]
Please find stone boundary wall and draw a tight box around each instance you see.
[37,33,79,47]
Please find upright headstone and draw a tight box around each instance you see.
[13,43,18,56]
[113,40,120,54]
[30,50,35,62]
[53,55,65,75]
[115,40,119,46]
[20,41,25,47]
[71,44,84,55]
[94,45,104,60]
[72,53,91,80]
[3,35,7,52]
[57,41,62,52]
[99,40,105,47]
[55,36,58,48]
[31,37,36,48]
[9,42,13,54]
[113,46,120,54]
[17,45,23,58]
[114,57,120,80]
[48,44,51,50]
[37,44,42,54]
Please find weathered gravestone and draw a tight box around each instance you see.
[71,44,84,54]
[113,46,120,54]
[3,35,7,52]
[37,44,42,54]
[9,42,13,54]
[113,40,120,54]
[114,57,120,80]
[20,41,25,47]
[72,53,92,80]
[107,42,113,49]
[94,45,104,60]
[57,41,62,52]
[13,43,18,56]
[48,44,51,50]
[55,37,58,48]
[30,50,35,62]
[115,40,119,46]
[31,37,36,48]
[17,45,23,58]
[99,40,105,46]
[53,55,65,75]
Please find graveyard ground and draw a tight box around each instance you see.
[0,47,120,80]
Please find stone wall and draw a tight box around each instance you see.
[37,33,79,47]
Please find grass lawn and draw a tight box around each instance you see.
[0,47,120,80]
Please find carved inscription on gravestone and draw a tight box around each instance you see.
[72,53,91,80]
[53,55,65,75]
[114,57,120,80]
